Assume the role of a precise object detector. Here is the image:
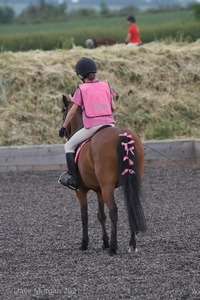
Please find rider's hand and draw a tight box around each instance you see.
[59,127,66,138]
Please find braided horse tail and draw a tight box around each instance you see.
[117,132,147,241]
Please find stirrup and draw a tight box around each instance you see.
[58,172,79,191]
[58,171,67,184]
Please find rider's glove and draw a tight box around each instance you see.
[59,127,66,138]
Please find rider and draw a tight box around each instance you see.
[58,57,116,190]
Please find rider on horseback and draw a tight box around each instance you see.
[58,57,116,190]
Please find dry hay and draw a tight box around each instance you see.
[0,41,200,146]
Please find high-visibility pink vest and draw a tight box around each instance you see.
[78,81,112,118]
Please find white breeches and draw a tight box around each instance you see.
[64,124,115,153]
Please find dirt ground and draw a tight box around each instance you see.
[1,165,199,300]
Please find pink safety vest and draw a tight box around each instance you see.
[78,81,112,118]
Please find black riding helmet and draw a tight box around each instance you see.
[75,57,97,77]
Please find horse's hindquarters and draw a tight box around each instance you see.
[77,126,144,189]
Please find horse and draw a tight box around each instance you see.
[60,95,147,255]
[85,38,117,49]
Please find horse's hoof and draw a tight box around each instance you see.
[79,246,87,251]
[128,246,138,253]
[108,248,117,256]
[102,241,109,250]
[79,243,88,251]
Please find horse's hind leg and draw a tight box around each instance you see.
[96,191,109,249]
[127,207,138,253]
[76,189,89,251]
[101,187,118,255]
[129,232,137,253]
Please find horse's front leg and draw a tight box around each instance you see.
[76,189,89,251]
[102,187,118,255]
[96,191,109,250]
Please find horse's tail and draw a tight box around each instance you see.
[117,133,147,234]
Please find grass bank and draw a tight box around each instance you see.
[0,41,200,146]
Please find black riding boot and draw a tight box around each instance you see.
[59,153,78,190]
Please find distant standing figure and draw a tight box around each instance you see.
[125,15,142,46]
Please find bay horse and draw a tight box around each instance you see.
[61,95,146,255]
[85,38,117,49]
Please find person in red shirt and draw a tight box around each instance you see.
[125,15,142,46]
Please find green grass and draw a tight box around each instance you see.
[0,10,195,35]
[0,9,199,52]
[140,9,194,25]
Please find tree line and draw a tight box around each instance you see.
[0,0,141,24]
[0,0,200,24]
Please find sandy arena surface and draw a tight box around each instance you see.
[1,166,199,300]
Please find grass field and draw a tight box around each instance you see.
[0,9,199,51]
[0,10,195,35]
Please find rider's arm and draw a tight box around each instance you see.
[63,103,79,128]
